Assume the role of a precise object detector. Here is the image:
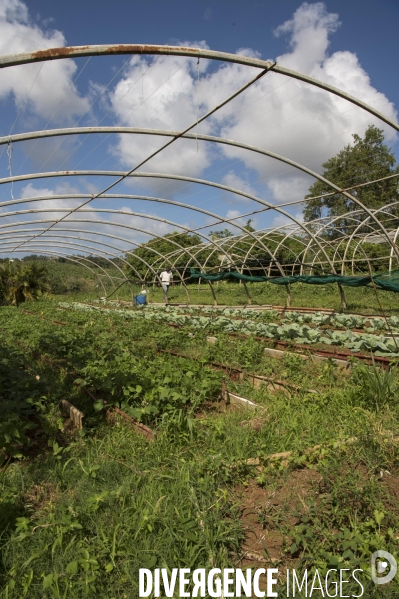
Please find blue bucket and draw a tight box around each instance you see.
[134,295,146,305]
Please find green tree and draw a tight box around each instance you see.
[125,231,220,279]
[209,229,234,240]
[303,125,399,238]
[243,219,256,233]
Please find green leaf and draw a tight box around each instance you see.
[66,561,78,575]
[43,573,53,589]
[74,378,86,386]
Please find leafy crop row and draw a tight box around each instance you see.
[283,310,399,333]
[61,302,399,356]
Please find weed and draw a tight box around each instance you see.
[351,358,398,412]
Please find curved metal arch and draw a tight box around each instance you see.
[211,221,327,278]
[1,126,397,259]
[166,229,289,279]
[334,228,383,276]
[0,215,219,299]
[1,192,282,272]
[0,44,397,132]
[338,202,399,271]
[0,229,192,300]
[61,255,110,296]
[304,216,365,275]
[2,208,395,285]
[344,207,399,273]
[301,209,396,276]
[389,227,399,273]
[346,204,399,246]
[0,195,301,283]
[0,238,135,275]
[1,44,398,303]
[268,231,310,275]
[3,239,181,303]
[176,242,228,275]
[160,231,296,284]
[197,232,280,276]
[0,173,349,280]
[3,248,114,296]
[0,234,132,291]
[163,223,309,279]
[0,215,217,264]
[236,225,309,276]
[0,225,191,293]
[17,242,121,291]
[233,212,380,278]
[1,140,396,268]
[27,249,115,295]
[0,186,294,283]
[0,232,141,281]
[298,210,371,274]
[3,218,225,305]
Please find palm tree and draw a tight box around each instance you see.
[1,261,50,306]
[0,263,9,306]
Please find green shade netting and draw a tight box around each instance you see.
[189,268,399,292]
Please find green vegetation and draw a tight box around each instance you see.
[304,125,399,234]
[124,231,219,279]
[7,246,399,315]
[0,261,49,306]
[65,278,399,316]
[0,257,126,298]
[1,299,399,597]
[59,301,399,356]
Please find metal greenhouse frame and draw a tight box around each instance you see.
[1,44,398,307]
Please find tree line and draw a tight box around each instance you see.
[124,125,398,278]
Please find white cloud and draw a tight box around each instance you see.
[225,209,243,221]
[221,171,257,198]
[2,0,396,254]
[108,45,213,181]
[20,181,79,199]
[107,4,397,210]
[1,181,85,226]
[267,175,312,204]
[217,2,397,204]
[271,211,304,231]
[273,2,340,73]
[0,0,89,124]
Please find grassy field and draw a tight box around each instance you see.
[31,257,399,314]
[1,299,399,597]
[65,280,399,316]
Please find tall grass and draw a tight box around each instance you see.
[1,300,399,597]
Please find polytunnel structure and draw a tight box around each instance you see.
[1,44,399,307]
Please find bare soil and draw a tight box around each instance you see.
[235,468,321,569]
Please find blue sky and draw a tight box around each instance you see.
[33,0,399,103]
[0,0,398,259]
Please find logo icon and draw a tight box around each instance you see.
[371,551,397,585]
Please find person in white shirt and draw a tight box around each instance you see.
[159,268,173,302]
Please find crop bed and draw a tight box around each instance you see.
[1,299,399,598]
[61,301,399,358]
